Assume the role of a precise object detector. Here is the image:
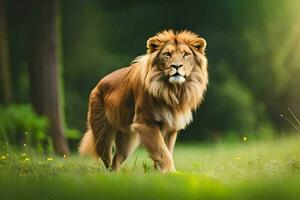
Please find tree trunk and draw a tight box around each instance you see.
[0,0,12,105]
[29,0,69,155]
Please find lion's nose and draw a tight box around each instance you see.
[170,63,183,70]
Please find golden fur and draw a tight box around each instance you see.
[79,30,208,172]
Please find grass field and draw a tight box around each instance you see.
[1,134,300,200]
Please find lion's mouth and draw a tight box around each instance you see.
[169,72,186,84]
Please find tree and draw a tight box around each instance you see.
[0,0,12,105]
[28,0,69,155]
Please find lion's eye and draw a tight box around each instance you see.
[183,52,191,58]
[163,52,171,59]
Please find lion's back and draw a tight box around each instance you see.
[99,67,131,92]
[96,66,135,128]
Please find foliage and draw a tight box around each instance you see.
[1,134,300,199]
[0,104,49,151]
[0,104,81,152]
[65,128,80,140]
[207,64,257,133]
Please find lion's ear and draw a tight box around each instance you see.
[190,37,207,54]
[147,36,163,53]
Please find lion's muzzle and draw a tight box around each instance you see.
[169,73,186,84]
[168,65,186,84]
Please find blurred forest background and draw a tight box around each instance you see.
[1,0,300,154]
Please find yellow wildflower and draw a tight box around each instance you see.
[235,156,241,160]
[47,157,54,161]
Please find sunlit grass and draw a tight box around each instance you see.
[0,134,300,199]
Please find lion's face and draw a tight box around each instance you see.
[140,30,208,108]
[158,42,195,84]
[146,30,207,86]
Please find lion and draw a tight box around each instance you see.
[79,30,208,172]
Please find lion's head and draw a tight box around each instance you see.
[134,30,208,110]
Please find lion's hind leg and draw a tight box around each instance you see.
[111,130,140,171]
[93,123,116,169]
[88,90,116,169]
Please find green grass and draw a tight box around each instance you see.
[1,134,300,200]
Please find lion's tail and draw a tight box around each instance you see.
[78,130,98,159]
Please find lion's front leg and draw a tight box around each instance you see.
[131,122,176,173]
[165,131,177,157]
[164,131,177,171]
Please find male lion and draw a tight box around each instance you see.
[79,30,208,172]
